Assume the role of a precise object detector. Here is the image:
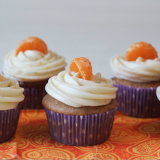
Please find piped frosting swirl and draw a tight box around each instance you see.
[45,71,117,107]
[0,74,24,110]
[3,50,67,82]
[110,55,160,83]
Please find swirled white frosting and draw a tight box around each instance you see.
[0,74,24,110]
[45,71,117,107]
[110,55,160,83]
[3,50,67,82]
[156,86,160,101]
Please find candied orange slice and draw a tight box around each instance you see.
[69,57,92,80]
[15,37,48,56]
[126,41,158,61]
[0,75,2,81]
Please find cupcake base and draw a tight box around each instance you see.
[0,105,21,143]
[43,95,117,146]
[19,79,48,109]
[113,77,160,118]
[45,107,117,146]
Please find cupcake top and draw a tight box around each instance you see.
[0,74,24,110]
[3,37,67,82]
[45,57,117,107]
[110,42,160,83]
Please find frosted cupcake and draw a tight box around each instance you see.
[110,41,160,118]
[3,37,67,109]
[42,57,117,146]
[0,74,24,143]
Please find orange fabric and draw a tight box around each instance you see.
[0,110,160,159]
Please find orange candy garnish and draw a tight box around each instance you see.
[69,57,92,80]
[126,41,158,61]
[15,37,48,56]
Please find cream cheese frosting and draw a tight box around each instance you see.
[0,74,24,110]
[156,86,160,101]
[110,55,160,83]
[3,50,67,82]
[45,71,117,107]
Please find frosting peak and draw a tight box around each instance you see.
[45,71,117,107]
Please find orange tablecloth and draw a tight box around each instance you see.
[0,110,160,159]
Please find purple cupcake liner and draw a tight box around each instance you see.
[20,87,46,109]
[0,105,20,143]
[115,82,160,118]
[45,107,117,146]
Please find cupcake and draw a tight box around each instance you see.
[0,74,24,143]
[3,37,67,109]
[110,41,160,118]
[42,57,117,146]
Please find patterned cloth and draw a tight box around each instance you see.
[0,110,160,159]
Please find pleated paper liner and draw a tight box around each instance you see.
[115,82,160,118]
[21,87,46,109]
[45,107,117,146]
[0,105,20,143]
[19,79,48,109]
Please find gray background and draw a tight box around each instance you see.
[0,0,160,78]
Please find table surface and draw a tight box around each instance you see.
[0,110,160,159]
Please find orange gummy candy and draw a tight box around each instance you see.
[69,57,92,80]
[126,41,158,61]
[15,37,48,56]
